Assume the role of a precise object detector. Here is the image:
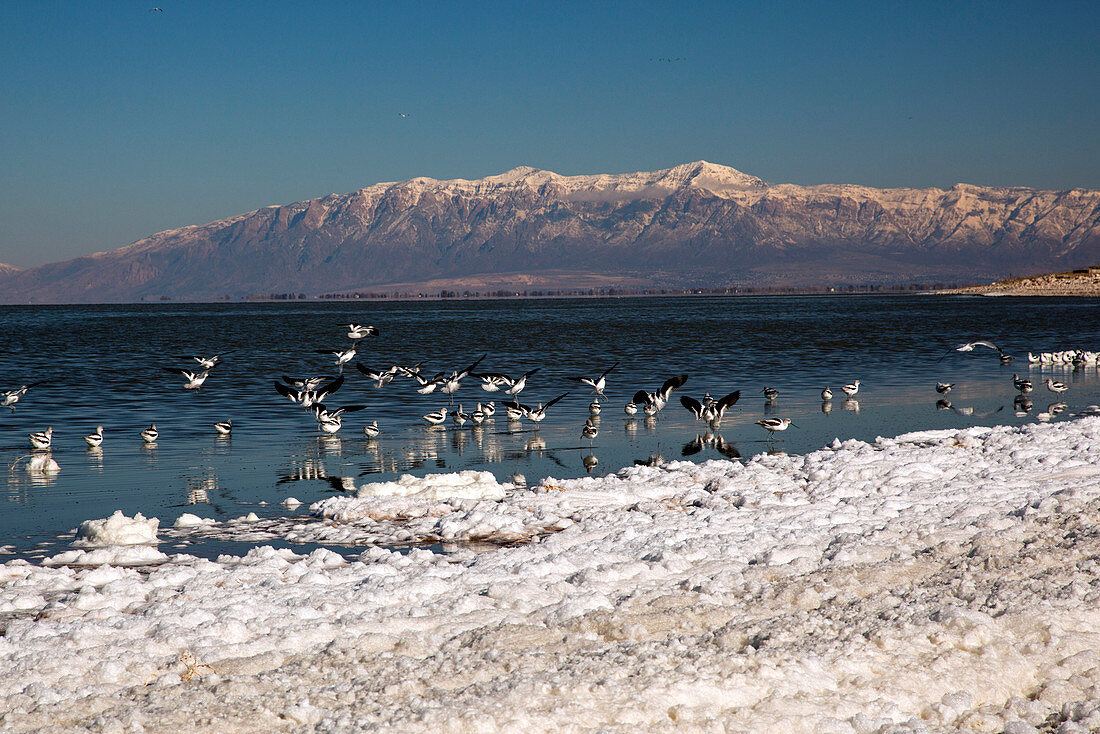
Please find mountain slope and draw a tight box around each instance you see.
[3,161,1098,302]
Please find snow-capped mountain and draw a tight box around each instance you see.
[2,161,1098,302]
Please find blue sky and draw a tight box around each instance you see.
[1,0,1097,267]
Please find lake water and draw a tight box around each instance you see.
[2,295,1098,561]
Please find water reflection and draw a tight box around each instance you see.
[843,398,860,414]
[185,476,216,505]
[682,433,741,459]
[821,400,832,415]
[85,446,104,470]
[582,454,599,473]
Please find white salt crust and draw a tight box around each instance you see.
[2,419,1100,732]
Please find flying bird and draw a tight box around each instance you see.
[680,390,741,425]
[632,374,688,413]
[572,362,619,401]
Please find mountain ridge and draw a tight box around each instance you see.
[2,161,1098,303]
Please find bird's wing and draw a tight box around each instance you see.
[680,395,703,417]
[333,404,368,415]
[600,361,620,378]
[274,381,298,399]
[972,341,1000,351]
[682,438,703,457]
[659,374,689,398]
[319,375,345,395]
[716,390,741,410]
[543,392,570,410]
[502,400,529,412]
[457,354,487,379]
[632,390,651,405]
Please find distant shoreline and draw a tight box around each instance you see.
[938,266,1100,297]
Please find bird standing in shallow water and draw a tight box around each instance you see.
[423,407,448,425]
[29,427,53,450]
[762,386,779,401]
[85,426,104,447]
[936,383,954,395]
[821,387,832,401]
[841,380,860,397]
[214,419,232,435]
[141,424,159,443]
[1046,378,1069,394]
[363,421,380,438]
[756,417,794,439]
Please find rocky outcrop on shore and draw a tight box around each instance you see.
[942,266,1100,296]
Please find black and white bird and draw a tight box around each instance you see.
[453,405,469,426]
[423,407,448,425]
[314,403,367,433]
[762,386,779,401]
[319,342,361,373]
[1013,374,1033,393]
[1,383,39,411]
[480,401,496,417]
[29,427,53,450]
[1046,378,1069,394]
[440,355,486,399]
[755,417,794,437]
[632,375,688,413]
[624,402,638,416]
[582,417,599,444]
[680,390,741,425]
[841,380,860,397]
[189,353,230,370]
[140,424,159,443]
[470,406,487,424]
[214,419,232,435]
[481,367,536,396]
[941,340,1007,361]
[821,386,833,401]
[504,393,570,423]
[276,375,345,408]
[572,362,619,402]
[84,425,104,447]
[476,373,508,392]
[163,367,211,389]
[356,363,396,386]
[363,420,380,438]
[412,372,445,394]
[589,400,602,416]
[936,382,954,394]
[344,324,378,339]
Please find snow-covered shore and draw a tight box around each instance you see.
[3,419,1100,733]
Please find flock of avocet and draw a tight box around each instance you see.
[5,330,1097,465]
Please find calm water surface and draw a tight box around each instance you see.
[2,295,1098,560]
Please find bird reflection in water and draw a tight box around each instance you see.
[624,418,638,436]
[821,400,832,416]
[185,476,216,505]
[317,434,342,456]
[85,446,104,470]
[843,398,860,414]
[582,454,599,473]
[682,433,741,459]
